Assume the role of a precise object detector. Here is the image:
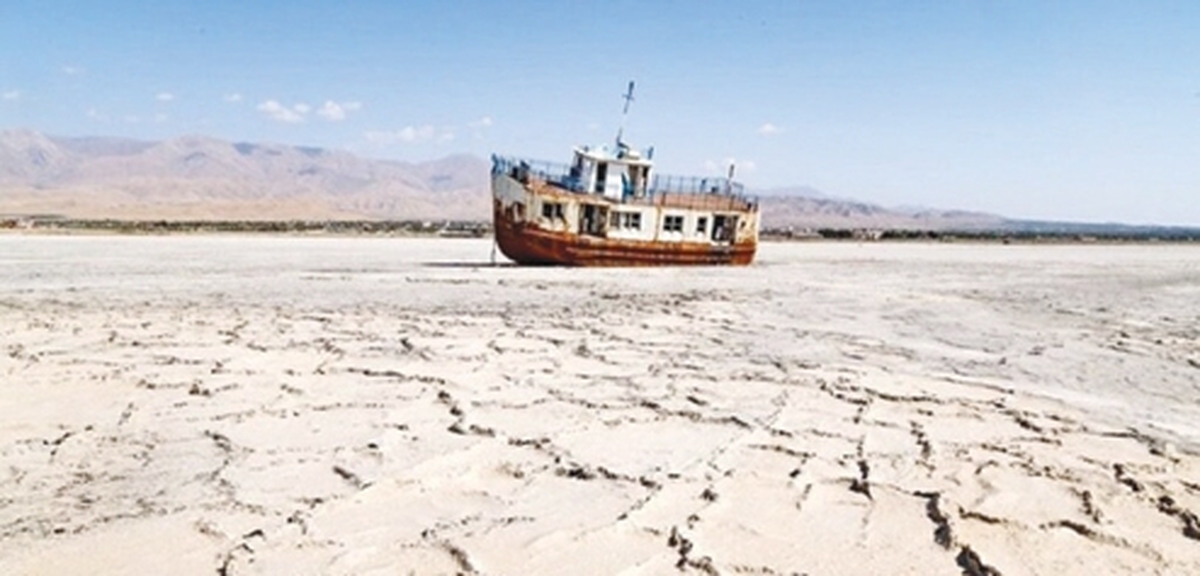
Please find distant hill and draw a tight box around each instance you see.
[755,192,1006,231]
[2,129,1195,236]
[0,129,488,221]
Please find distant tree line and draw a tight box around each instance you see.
[5,217,1196,242]
[760,227,1200,242]
[4,218,491,237]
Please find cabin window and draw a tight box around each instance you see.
[580,204,606,236]
[611,211,642,230]
[712,215,735,241]
[663,215,684,233]
[696,216,708,235]
[542,201,564,220]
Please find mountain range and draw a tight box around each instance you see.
[0,129,489,221]
[0,129,1184,234]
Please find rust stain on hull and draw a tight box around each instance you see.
[494,201,756,267]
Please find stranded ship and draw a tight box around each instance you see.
[490,83,759,266]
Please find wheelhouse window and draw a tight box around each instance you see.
[663,215,684,233]
[541,201,564,220]
[594,162,608,193]
[627,165,650,196]
[696,216,708,234]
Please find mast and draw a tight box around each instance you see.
[615,80,635,148]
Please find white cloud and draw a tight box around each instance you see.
[398,125,435,142]
[86,108,109,123]
[365,125,454,145]
[224,93,243,103]
[257,99,308,124]
[156,92,175,102]
[62,65,84,75]
[316,100,362,121]
[154,112,169,123]
[258,97,364,123]
[757,122,782,136]
[1,90,19,101]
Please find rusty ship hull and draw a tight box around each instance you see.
[493,200,756,267]
[491,162,759,267]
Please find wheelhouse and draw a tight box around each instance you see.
[566,144,653,202]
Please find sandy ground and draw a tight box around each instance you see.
[1,236,1199,575]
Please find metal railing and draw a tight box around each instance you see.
[492,154,753,203]
[492,155,583,192]
[649,174,745,197]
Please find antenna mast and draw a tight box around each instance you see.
[616,80,635,147]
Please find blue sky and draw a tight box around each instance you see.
[2,1,1198,225]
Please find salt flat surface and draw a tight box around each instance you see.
[2,236,1199,575]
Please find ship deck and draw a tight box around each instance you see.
[529,180,757,213]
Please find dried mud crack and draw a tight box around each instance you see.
[5,239,1200,575]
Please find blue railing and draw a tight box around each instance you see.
[492,154,749,199]
[492,155,584,192]
[649,174,745,197]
